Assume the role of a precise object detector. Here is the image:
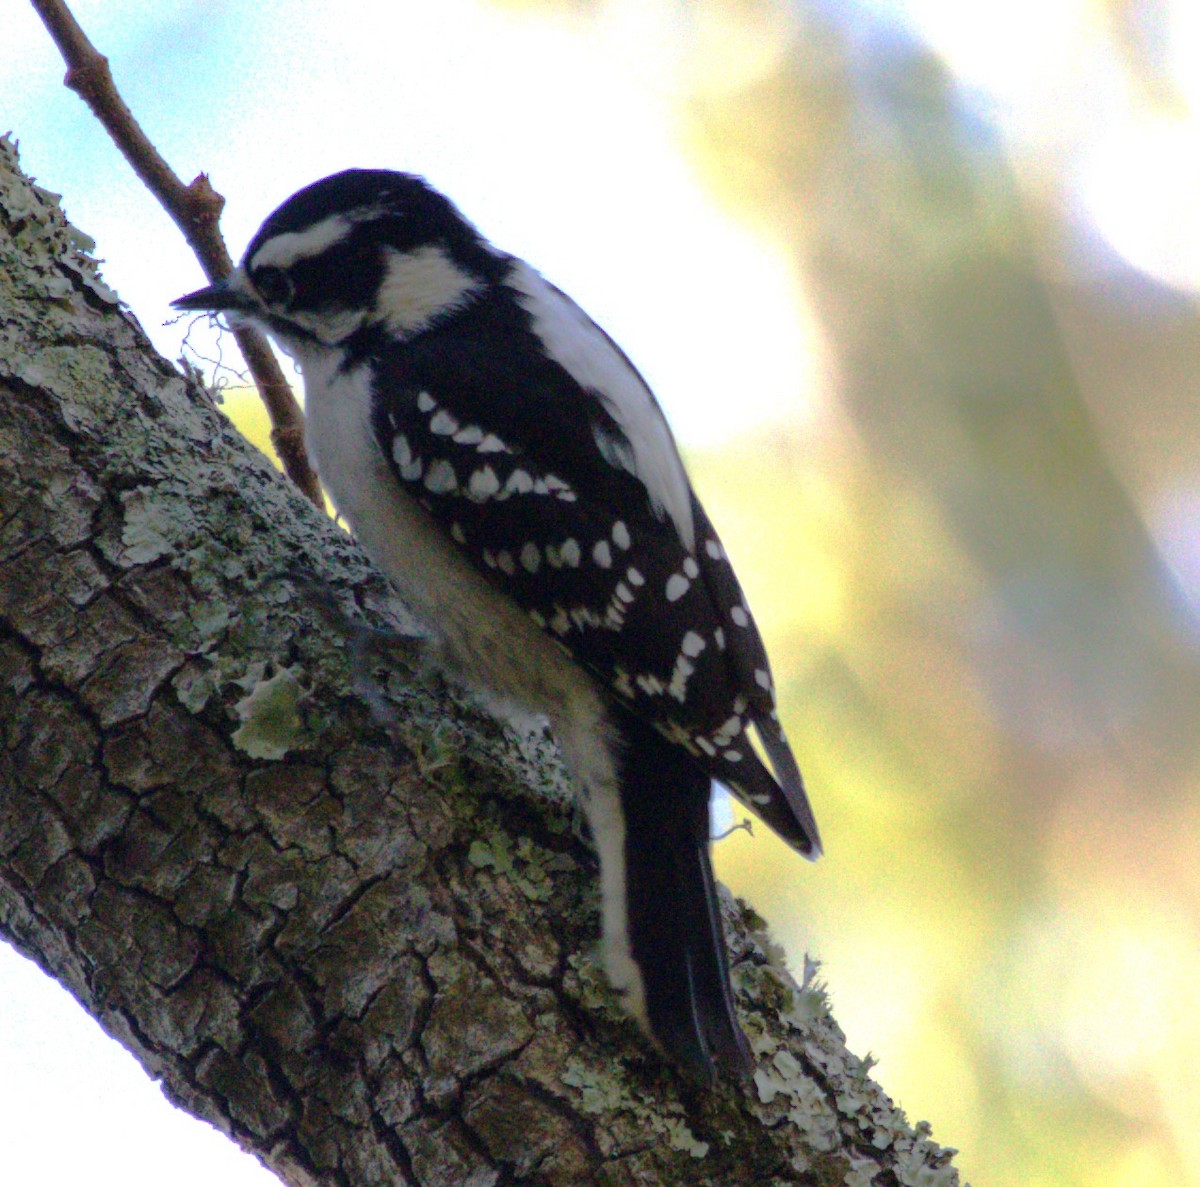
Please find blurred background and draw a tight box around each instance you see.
[5,1,1200,1184]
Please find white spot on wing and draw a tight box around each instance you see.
[612,521,631,550]
[611,667,635,698]
[505,261,695,548]
[520,542,540,573]
[668,655,695,702]
[730,605,750,627]
[417,392,436,413]
[665,574,690,602]
[544,472,576,499]
[477,433,508,454]
[636,673,665,696]
[681,631,705,658]
[506,469,534,496]
[424,459,457,494]
[683,557,699,579]
[430,409,459,436]
[453,423,484,446]
[571,606,601,629]
[536,474,573,498]
[467,465,501,501]
[393,433,424,481]
[592,540,613,568]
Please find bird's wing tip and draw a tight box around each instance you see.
[752,718,822,856]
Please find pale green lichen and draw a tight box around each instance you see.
[753,1048,840,1154]
[782,979,831,1030]
[0,139,117,306]
[563,951,620,1017]
[173,662,218,713]
[117,484,198,565]
[560,1058,710,1159]
[736,913,965,1180]
[231,665,304,759]
[187,599,231,652]
[560,1059,626,1115]
[892,1145,961,1187]
[845,1155,882,1186]
[465,820,570,903]
[661,1116,711,1159]
[467,836,512,875]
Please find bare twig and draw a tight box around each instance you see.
[713,818,754,842]
[30,0,324,509]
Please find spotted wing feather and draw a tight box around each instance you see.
[365,285,819,857]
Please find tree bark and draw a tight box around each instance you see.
[0,135,964,1187]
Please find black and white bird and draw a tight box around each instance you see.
[174,170,821,1083]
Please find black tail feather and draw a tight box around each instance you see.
[617,713,753,1083]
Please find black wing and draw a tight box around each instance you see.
[365,290,820,857]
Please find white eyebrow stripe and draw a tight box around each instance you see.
[249,214,354,270]
[504,261,696,551]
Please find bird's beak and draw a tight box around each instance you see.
[171,277,256,313]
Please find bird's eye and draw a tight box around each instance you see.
[253,266,294,307]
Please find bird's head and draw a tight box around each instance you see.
[173,169,501,354]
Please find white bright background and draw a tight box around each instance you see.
[7,1,1200,1184]
[6,0,822,446]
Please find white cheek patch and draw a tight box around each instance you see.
[249,214,353,271]
[374,245,482,338]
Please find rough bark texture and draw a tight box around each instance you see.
[0,136,964,1187]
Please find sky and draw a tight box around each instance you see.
[6,0,824,446]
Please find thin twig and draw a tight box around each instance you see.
[30,0,324,509]
[713,818,754,843]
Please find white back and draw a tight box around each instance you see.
[504,262,696,552]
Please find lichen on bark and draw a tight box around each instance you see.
[0,134,965,1186]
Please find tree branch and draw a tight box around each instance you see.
[29,0,324,510]
[0,136,964,1186]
